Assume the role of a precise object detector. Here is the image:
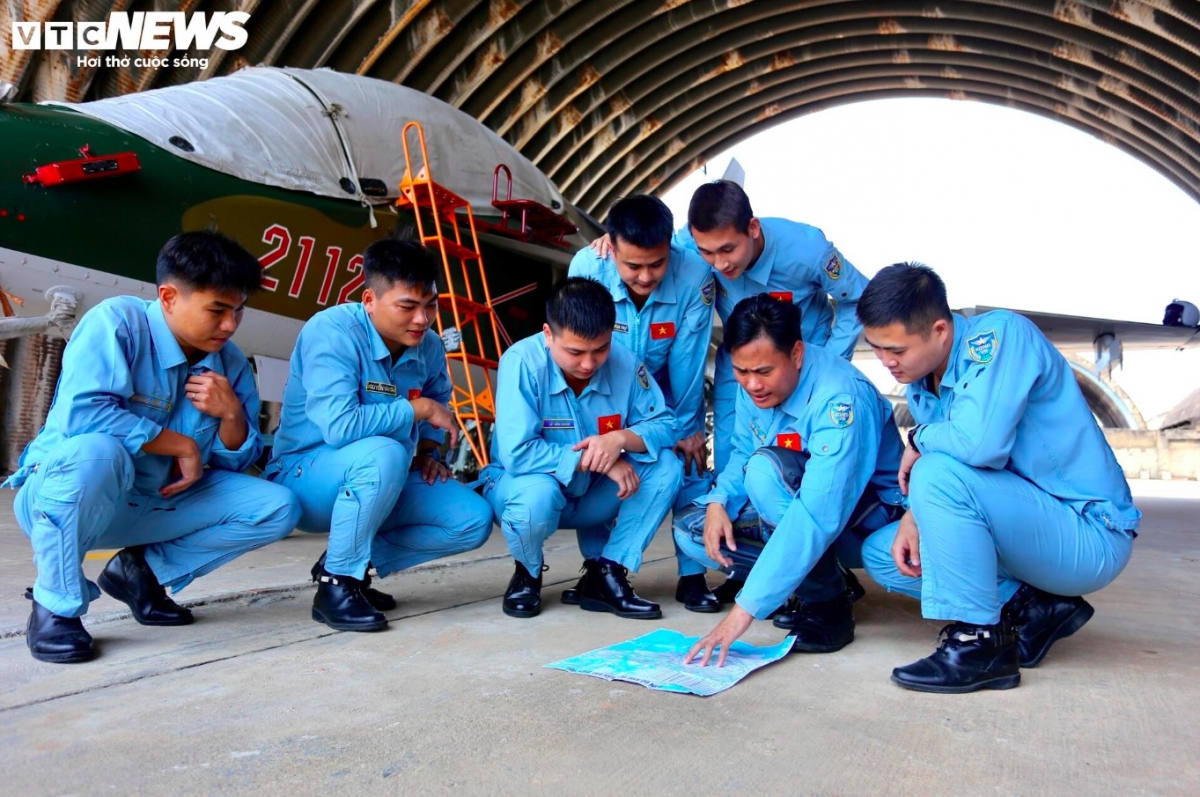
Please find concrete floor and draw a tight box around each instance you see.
[0,480,1197,796]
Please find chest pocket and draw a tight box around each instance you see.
[801,428,845,495]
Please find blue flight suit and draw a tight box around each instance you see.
[263,303,493,580]
[674,343,904,618]
[568,244,716,575]
[676,219,868,471]
[480,333,683,574]
[860,311,1140,625]
[4,297,301,618]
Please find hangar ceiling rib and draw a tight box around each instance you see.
[8,0,1200,216]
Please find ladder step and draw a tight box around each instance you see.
[438,294,494,320]
[445,351,499,370]
[423,236,480,262]
[397,178,469,213]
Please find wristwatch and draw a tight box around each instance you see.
[907,425,922,453]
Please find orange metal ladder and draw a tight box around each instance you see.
[396,121,504,469]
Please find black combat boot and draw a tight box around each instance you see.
[503,562,545,618]
[312,569,388,631]
[98,547,193,626]
[1003,583,1095,668]
[891,621,1020,693]
[559,561,588,606]
[675,574,720,613]
[25,590,95,664]
[577,559,661,619]
[311,551,396,612]
[711,577,745,605]
[784,594,855,652]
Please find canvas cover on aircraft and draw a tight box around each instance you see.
[43,66,567,216]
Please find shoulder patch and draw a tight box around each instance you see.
[700,279,715,306]
[966,330,999,364]
[636,363,650,389]
[828,400,854,428]
[366,381,398,397]
[824,253,843,280]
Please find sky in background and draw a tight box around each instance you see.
[660,98,1200,422]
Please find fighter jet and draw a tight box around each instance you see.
[0,66,597,404]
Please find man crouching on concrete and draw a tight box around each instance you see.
[7,231,302,664]
[480,277,683,619]
[264,238,493,633]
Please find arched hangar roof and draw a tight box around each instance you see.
[8,1,1200,217]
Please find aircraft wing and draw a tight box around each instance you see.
[962,306,1200,351]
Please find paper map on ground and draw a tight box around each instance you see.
[545,629,795,696]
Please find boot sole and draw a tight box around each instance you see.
[679,601,721,614]
[28,644,95,664]
[579,597,662,620]
[502,605,541,618]
[97,573,194,626]
[890,672,1021,693]
[1021,601,1095,668]
[311,607,388,632]
[789,633,854,654]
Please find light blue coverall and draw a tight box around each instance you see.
[860,311,1141,625]
[568,245,716,575]
[480,333,683,574]
[5,297,301,618]
[674,343,904,618]
[676,220,868,471]
[264,303,492,580]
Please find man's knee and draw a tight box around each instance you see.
[908,452,976,512]
[343,437,410,484]
[456,490,495,550]
[56,433,134,489]
[497,474,564,528]
[639,453,683,496]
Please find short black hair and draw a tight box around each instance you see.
[606,195,674,249]
[857,262,952,334]
[156,231,263,295]
[363,237,439,294]
[545,277,615,340]
[688,180,753,235]
[726,293,802,353]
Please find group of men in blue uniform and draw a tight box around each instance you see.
[9,179,1139,694]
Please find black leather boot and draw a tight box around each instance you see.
[312,569,388,632]
[25,590,94,664]
[311,551,396,612]
[842,565,866,603]
[98,547,193,626]
[891,622,1020,693]
[785,594,855,652]
[711,577,745,605]
[578,559,661,619]
[675,574,720,613]
[503,562,544,618]
[1003,583,1095,668]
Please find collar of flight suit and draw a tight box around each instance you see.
[743,219,779,285]
[146,299,194,371]
[538,334,614,399]
[911,312,971,401]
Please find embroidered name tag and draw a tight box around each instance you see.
[613,322,630,334]
[543,419,575,429]
[129,393,172,413]
[366,381,398,396]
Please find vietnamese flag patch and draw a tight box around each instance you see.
[599,414,622,433]
[776,432,801,451]
[769,291,794,303]
[650,321,676,340]
[408,389,422,401]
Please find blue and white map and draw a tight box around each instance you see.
[545,629,795,697]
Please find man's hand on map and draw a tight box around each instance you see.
[683,604,754,668]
